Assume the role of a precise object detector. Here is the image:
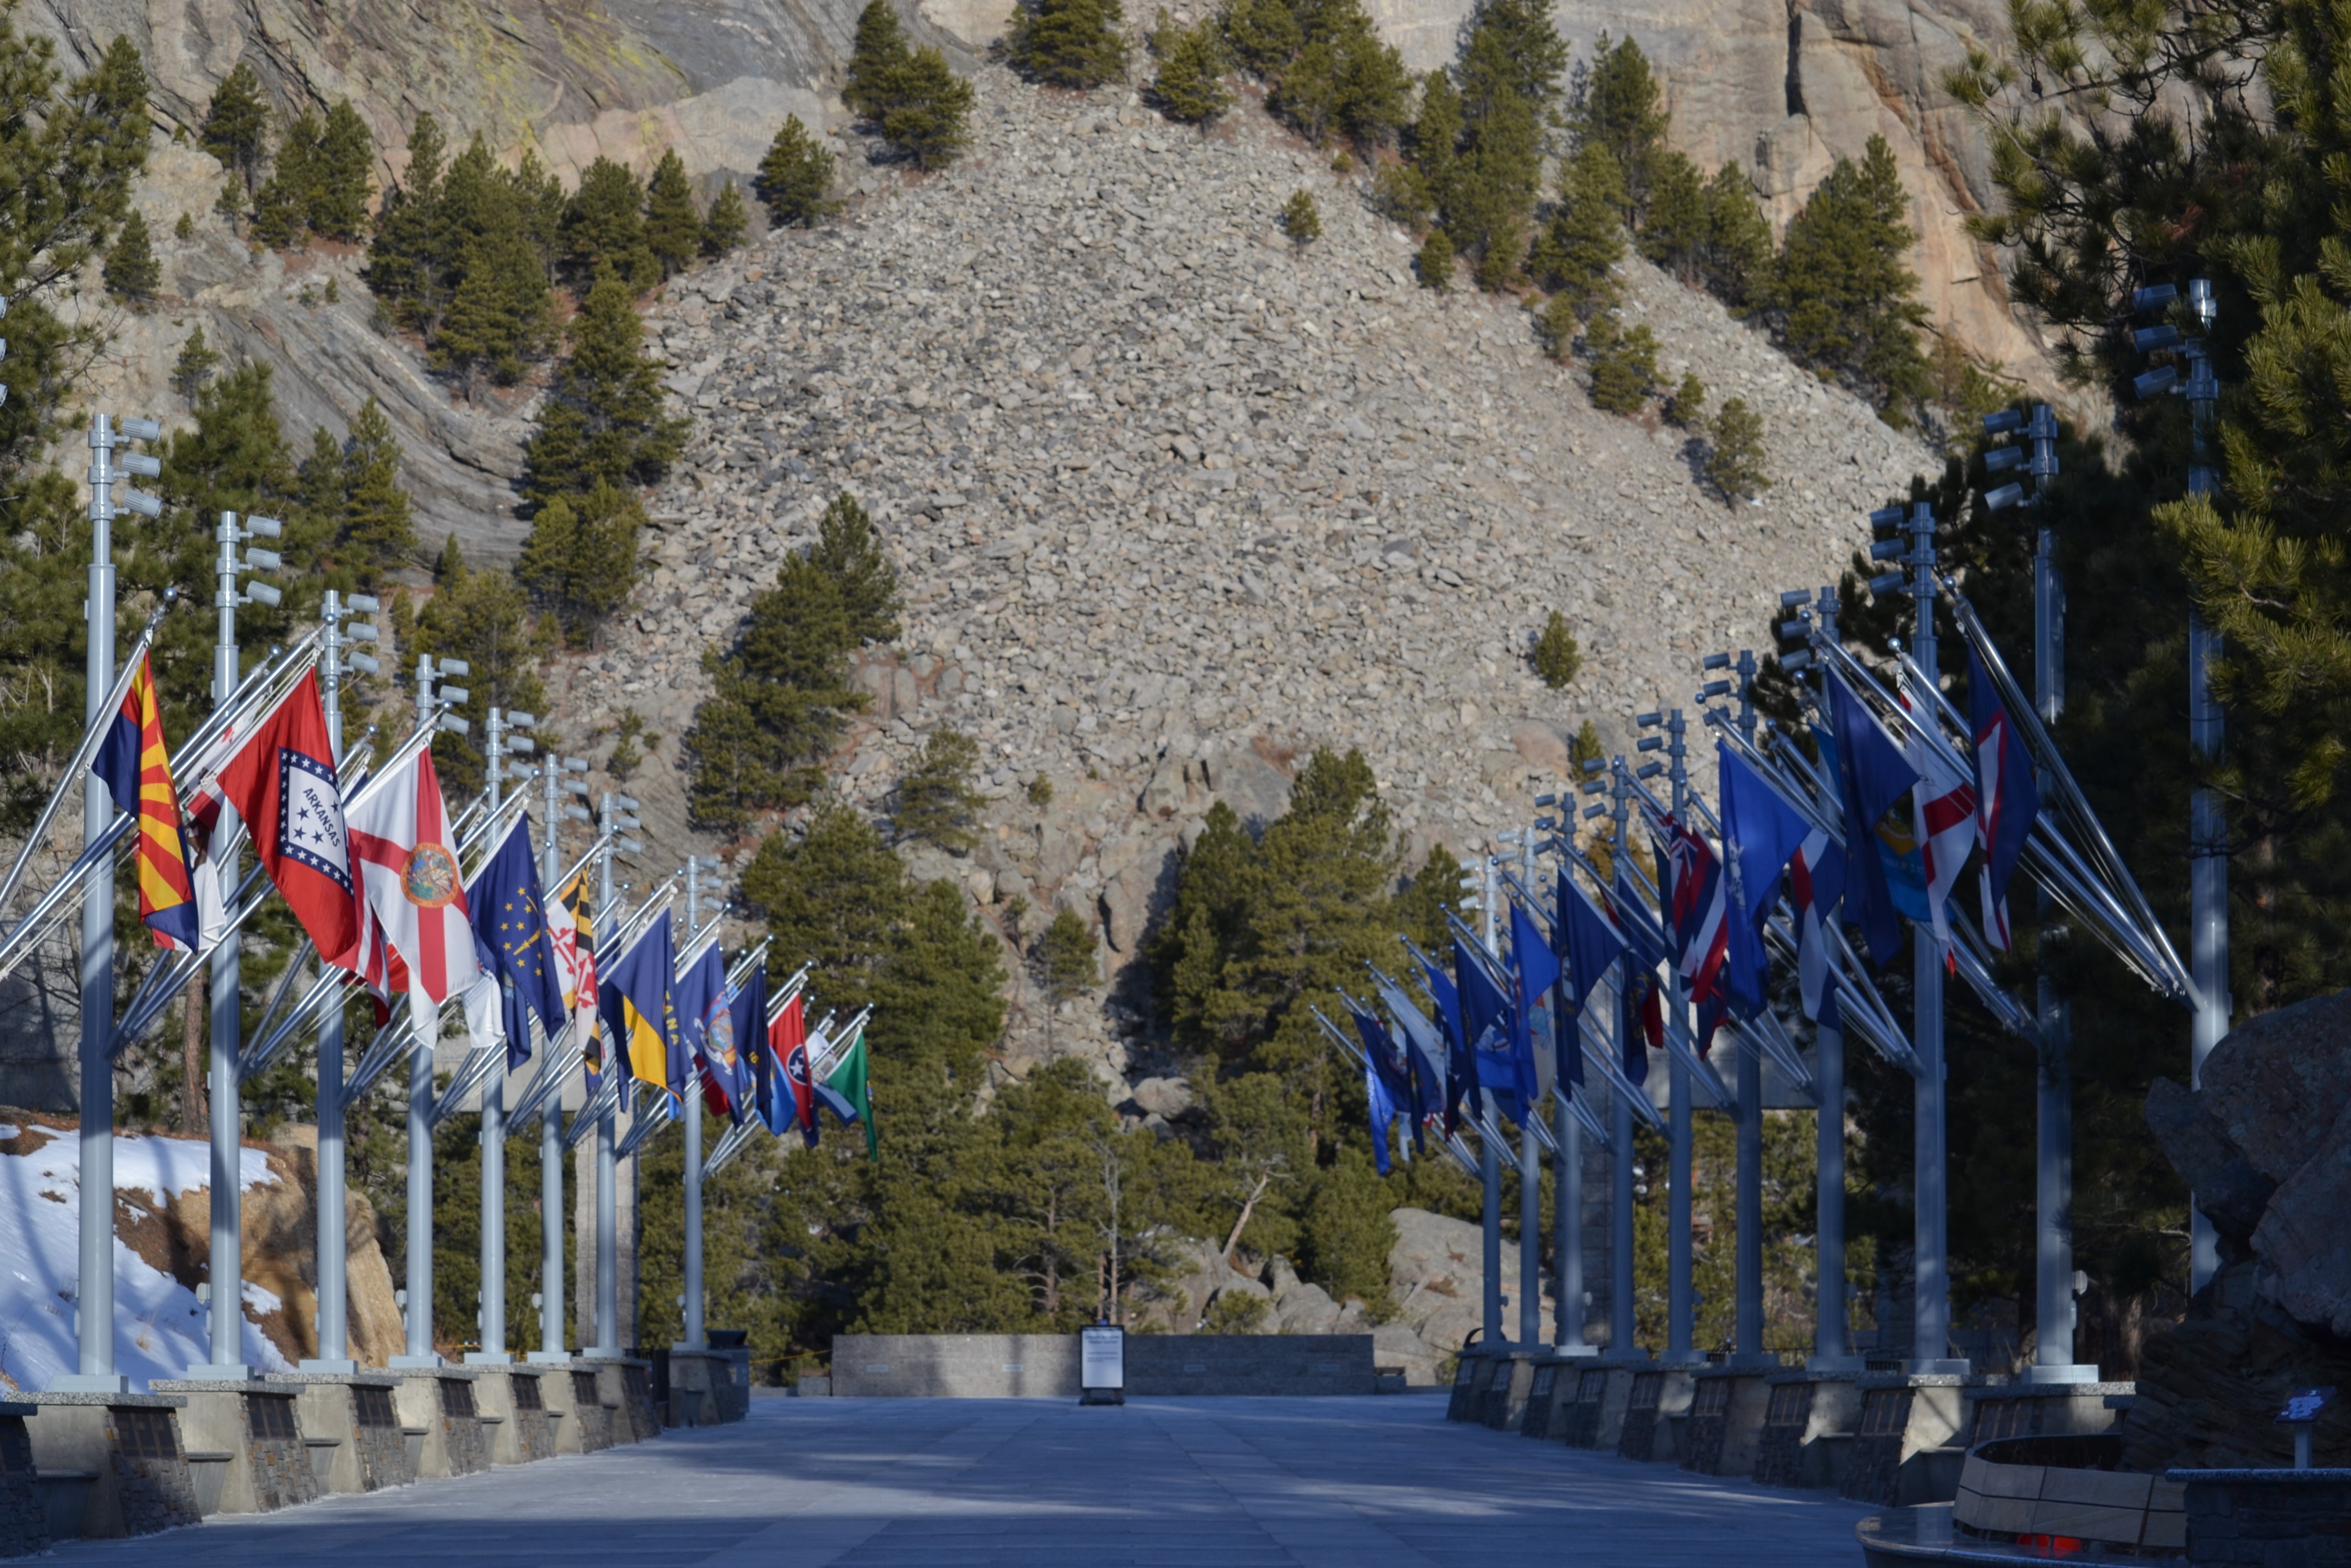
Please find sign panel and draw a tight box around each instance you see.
[1080,1325,1125,1391]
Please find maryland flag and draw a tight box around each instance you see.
[549,867,600,1072]
[91,655,201,951]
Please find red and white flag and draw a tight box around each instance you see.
[345,745,481,1004]
[1903,725,1979,948]
[213,672,361,968]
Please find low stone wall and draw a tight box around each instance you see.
[0,1405,48,1559]
[26,1394,199,1538]
[2176,1467,2351,1565]
[830,1335,1376,1397]
[563,1367,614,1453]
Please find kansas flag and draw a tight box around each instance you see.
[466,811,566,1070]
[597,918,678,1107]
[91,654,200,951]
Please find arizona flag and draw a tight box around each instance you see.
[91,655,202,951]
[343,743,478,1002]
[214,671,360,967]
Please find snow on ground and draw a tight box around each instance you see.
[0,1121,292,1392]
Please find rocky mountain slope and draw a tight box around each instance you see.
[543,64,1934,1082]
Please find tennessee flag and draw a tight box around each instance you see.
[91,655,201,951]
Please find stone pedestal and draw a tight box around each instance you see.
[2174,1466,2351,1565]
[1753,1373,1862,1490]
[667,1349,749,1427]
[556,1364,614,1454]
[264,1372,411,1494]
[1681,1366,1778,1478]
[393,1369,488,1478]
[26,1392,198,1539]
[1559,1360,1642,1451]
[1617,1366,1698,1463]
[1446,1348,1497,1422]
[1479,1351,1540,1432]
[584,1357,659,1443]
[1963,1380,2132,1447]
[1520,1356,1580,1441]
[147,1379,318,1516]
[470,1369,555,1464]
[0,1403,48,1558]
[1841,1373,1976,1507]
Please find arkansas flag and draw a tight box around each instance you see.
[214,671,360,968]
[345,743,480,1003]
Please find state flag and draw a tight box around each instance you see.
[343,742,478,1002]
[213,671,360,967]
[91,653,201,951]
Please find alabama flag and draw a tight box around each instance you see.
[345,744,481,1003]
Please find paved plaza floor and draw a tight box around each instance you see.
[54,1395,1869,1566]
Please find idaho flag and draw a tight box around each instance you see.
[91,654,200,951]
[597,918,678,1107]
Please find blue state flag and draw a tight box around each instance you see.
[1718,742,1813,1017]
[1456,938,1519,1122]
[1508,903,1558,1095]
[1418,951,1472,1129]
[722,963,767,1127]
[1558,869,1626,1087]
[466,811,566,1069]
[1825,673,1922,966]
[672,942,724,1104]
[598,918,678,1105]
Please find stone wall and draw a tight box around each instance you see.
[2178,1470,2351,1566]
[831,1335,1376,1396]
[0,1409,48,1559]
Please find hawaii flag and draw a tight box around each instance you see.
[214,671,360,967]
[91,654,202,951]
[344,744,480,1002]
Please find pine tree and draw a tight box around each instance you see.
[1530,140,1624,320]
[171,325,219,400]
[1637,149,1707,280]
[311,101,375,240]
[250,109,322,249]
[1445,84,1540,288]
[1701,160,1776,312]
[1222,0,1302,76]
[560,158,659,292]
[1272,40,1341,145]
[413,535,550,797]
[1570,32,1668,217]
[881,49,976,170]
[1668,370,1707,429]
[521,270,687,504]
[1772,134,1929,413]
[1280,187,1321,245]
[431,205,553,398]
[1409,70,1463,220]
[845,0,916,121]
[1329,23,1411,147]
[1035,907,1098,1002]
[103,209,160,303]
[701,180,749,256]
[202,62,271,195]
[895,726,983,849]
[1455,0,1567,126]
[516,480,645,643]
[1416,226,1454,289]
[1151,10,1234,125]
[810,490,903,643]
[1010,0,1130,88]
[337,396,415,575]
[644,149,703,280]
[364,113,448,325]
[1704,395,1769,501]
[1530,609,1581,687]
[684,555,864,828]
[1586,311,1657,414]
[756,116,842,228]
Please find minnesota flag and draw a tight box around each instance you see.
[91,654,200,951]
[595,916,677,1108]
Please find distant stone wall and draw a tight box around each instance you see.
[830,1336,1376,1397]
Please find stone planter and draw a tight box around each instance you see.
[147,1380,318,1515]
[1957,1434,2185,1554]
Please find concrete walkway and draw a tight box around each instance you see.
[54,1396,1870,1566]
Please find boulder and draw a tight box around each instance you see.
[1129,1076,1195,1121]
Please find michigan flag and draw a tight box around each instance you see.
[596,917,678,1108]
[91,654,200,951]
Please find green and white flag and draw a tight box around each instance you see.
[819,1028,876,1161]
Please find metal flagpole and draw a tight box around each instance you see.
[2182,283,2229,1295]
[1509,837,1540,1351]
[682,855,706,1352]
[470,707,511,1367]
[1662,708,1700,1365]
[1803,585,1862,1372]
[1463,859,1502,1350]
[590,792,635,1355]
[528,734,579,1366]
[1713,651,1771,1370]
[1608,763,1642,1359]
[59,412,161,1393]
[194,508,280,1380]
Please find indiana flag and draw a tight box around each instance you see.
[214,671,360,967]
[91,654,202,951]
[344,743,478,1002]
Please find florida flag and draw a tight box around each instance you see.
[214,671,360,967]
[344,744,480,1003]
[91,654,202,951]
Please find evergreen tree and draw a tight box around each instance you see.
[1455,0,1567,127]
[1701,160,1776,311]
[1296,1148,1398,1311]
[202,62,271,195]
[333,397,415,576]
[171,325,219,400]
[521,270,687,504]
[1772,134,1929,414]
[1009,0,1130,88]
[1329,23,1411,147]
[560,157,660,292]
[1222,0,1302,76]
[364,114,448,325]
[1570,32,1668,217]
[413,535,550,796]
[1416,225,1453,289]
[1151,10,1234,125]
[312,100,375,240]
[1637,148,1708,280]
[644,149,703,279]
[701,180,749,256]
[1530,609,1581,687]
[844,1,917,121]
[1585,311,1657,414]
[1529,140,1624,320]
[431,204,553,398]
[1280,187,1321,245]
[755,116,842,228]
[1445,83,1540,288]
[516,480,644,643]
[1409,70,1462,221]
[895,726,983,849]
[881,48,976,169]
[1668,370,1707,429]
[1704,395,1769,501]
[1271,40,1342,144]
[1370,159,1430,226]
[103,209,160,303]
[251,108,323,249]
[1035,907,1098,1004]
[811,490,903,642]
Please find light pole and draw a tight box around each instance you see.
[1638,707,1702,1365]
[56,412,163,1394]
[303,589,379,1374]
[392,652,469,1368]
[1458,858,1503,1350]
[470,705,512,1367]
[681,854,708,1354]
[192,508,281,1381]
[589,791,642,1355]
[529,743,590,1365]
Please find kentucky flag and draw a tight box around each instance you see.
[91,653,201,951]
[466,810,566,1069]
